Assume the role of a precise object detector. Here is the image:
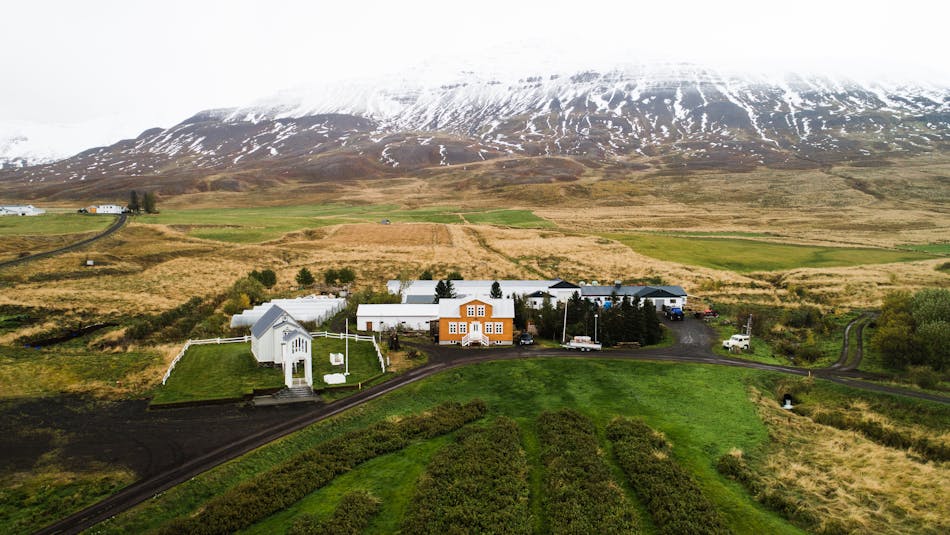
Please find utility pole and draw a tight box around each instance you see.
[345,317,350,376]
[594,313,599,343]
[745,314,753,337]
[561,300,568,343]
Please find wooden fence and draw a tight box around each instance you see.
[161,332,384,385]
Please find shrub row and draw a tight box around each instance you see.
[126,296,216,342]
[807,409,949,462]
[157,400,487,535]
[287,490,381,535]
[606,418,728,535]
[536,409,640,534]
[402,417,531,535]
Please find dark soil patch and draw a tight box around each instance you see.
[0,395,313,479]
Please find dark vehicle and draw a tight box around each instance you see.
[518,332,534,345]
[664,306,685,321]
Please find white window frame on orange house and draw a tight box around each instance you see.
[449,322,457,334]
[485,323,494,334]
[476,305,486,317]
[494,322,504,334]
[466,305,476,316]
[459,322,468,334]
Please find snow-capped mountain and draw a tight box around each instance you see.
[1,66,948,199]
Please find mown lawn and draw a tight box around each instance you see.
[101,359,808,535]
[0,213,112,236]
[311,336,384,386]
[137,204,551,243]
[604,233,936,272]
[150,343,284,405]
[464,209,554,228]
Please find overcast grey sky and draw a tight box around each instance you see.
[2,0,948,157]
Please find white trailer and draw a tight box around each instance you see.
[562,335,602,351]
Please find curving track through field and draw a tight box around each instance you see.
[35,317,949,535]
[0,213,127,270]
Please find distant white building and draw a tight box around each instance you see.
[580,283,688,311]
[0,205,45,216]
[230,295,346,328]
[388,279,581,308]
[86,204,125,214]
[356,303,439,332]
[250,305,313,389]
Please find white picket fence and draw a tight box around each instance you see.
[161,332,384,385]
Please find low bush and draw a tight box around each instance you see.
[402,417,530,534]
[537,409,639,534]
[156,400,487,535]
[288,490,381,535]
[607,417,728,535]
[715,450,760,494]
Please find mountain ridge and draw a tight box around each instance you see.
[1,67,947,200]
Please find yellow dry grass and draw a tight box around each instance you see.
[750,388,950,534]
[326,223,452,246]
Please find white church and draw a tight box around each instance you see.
[250,305,313,389]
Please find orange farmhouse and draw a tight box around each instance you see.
[438,298,514,346]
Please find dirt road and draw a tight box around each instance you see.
[0,213,127,270]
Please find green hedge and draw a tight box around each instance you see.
[402,417,531,534]
[537,409,640,534]
[607,418,727,535]
[287,490,381,535]
[156,400,487,534]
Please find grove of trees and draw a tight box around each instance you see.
[872,288,949,371]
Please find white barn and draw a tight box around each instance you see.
[231,295,346,328]
[0,205,45,216]
[250,305,313,389]
[356,303,439,332]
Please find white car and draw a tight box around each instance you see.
[722,334,751,350]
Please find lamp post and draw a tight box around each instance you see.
[594,313,599,343]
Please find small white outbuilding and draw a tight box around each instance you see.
[0,205,45,216]
[250,305,313,389]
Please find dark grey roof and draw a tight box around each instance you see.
[549,280,581,289]
[527,290,553,298]
[580,285,687,298]
[251,305,295,338]
[405,294,438,304]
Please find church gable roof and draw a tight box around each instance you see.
[251,305,306,339]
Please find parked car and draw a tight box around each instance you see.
[518,332,534,345]
[722,334,751,350]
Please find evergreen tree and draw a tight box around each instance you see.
[337,267,356,284]
[420,269,433,280]
[250,269,277,288]
[446,270,463,281]
[143,191,158,213]
[538,295,557,340]
[512,293,527,330]
[128,191,140,214]
[324,268,339,285]
[445,280,457,298]
[434,280,448,302]
[490,281,503,299]
[296,267,315,288]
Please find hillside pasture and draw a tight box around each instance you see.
[135,204,551,243]
[0,213,112,237]
[604,233,936,272]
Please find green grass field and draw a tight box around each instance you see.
[604,233,936,272]
[900,242,950,255]
[136,204,551,243]
[463,209,554,228]
[101,359,811,535]
[150,343,284,405]
[151,337,384,406]
[0,213,113,236]
[0,346,159,399]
